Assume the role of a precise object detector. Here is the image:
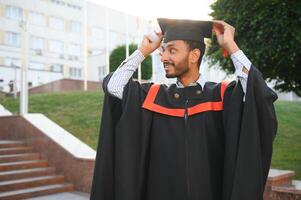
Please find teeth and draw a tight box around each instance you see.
[164,64,173,70]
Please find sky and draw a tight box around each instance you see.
[87,0,216,20]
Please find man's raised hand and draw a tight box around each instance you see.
[212,20,239,55]
[138,32,163,57]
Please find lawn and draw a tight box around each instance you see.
[271,101,301,179]
[0,92,300,179]
[0,91,104,149]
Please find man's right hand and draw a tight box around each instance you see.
[138,32,163,57]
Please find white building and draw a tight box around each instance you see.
[0,0,149,92]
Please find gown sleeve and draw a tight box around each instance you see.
[90,74,153,200]
[222,65,278,200]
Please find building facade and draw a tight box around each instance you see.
[0,0,149,92]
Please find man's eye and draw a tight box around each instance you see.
[170,49,176,54]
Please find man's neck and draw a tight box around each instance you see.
[177,73,200,87]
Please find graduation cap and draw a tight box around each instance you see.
[157,18,211,53]
[157,18,229,57]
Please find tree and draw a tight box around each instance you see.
[208,0,301,96]
[109,44,152,80]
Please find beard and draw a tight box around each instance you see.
[164,56,189,78]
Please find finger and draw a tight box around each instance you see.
[212,21,224,35]
[144,34,152,41]
[213,25,223,35]
[213,20,232,35]
[223,25,235,35]
[155,31,163,36]
[213,20,229,27]
[213,28,222,35]
[157,33,163,39]
[141,35,151,45]
[212,20,225,29]
[155,32,164,41]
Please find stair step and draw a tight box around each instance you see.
[0,147,34,155]
[0,153,40,163]
[272,180,301,194]
[0,160,48,171]
[0,141,26,148]
[0,175,65,192]
[268,169,295,186]
[0,167,56,181]
[0,183,73,200]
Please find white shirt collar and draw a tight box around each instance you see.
[175,74,206,89]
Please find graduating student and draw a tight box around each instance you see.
[90,18,278,200]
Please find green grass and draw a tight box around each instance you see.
[0,93,300,179]
[272,101,301,179]
[0,91,104,149]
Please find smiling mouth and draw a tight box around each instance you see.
[164,64,174,69]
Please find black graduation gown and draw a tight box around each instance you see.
[90,65,278,200]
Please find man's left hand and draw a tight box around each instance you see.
[212,20,240,55]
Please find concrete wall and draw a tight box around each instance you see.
[28,78,102,94]
[0,115,96,193]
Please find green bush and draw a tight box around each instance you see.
[109,44,152,80]
[208,0,301,96]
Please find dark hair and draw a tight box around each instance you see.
[183,40,205,67]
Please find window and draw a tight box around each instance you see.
[70,21,81,33]
[51,0,65,5]
[28,12,46,26]
[49,17,64,30]
[98,66,105,80]
[5,57,21,67]
[90,48,104,56]
[51,0,60,4]
[29,62,44,70]
[51,64,63,72]
[4,32,21,47]
[91,27,104,39]
[50,0,82,10]
[66,3,82,10]
[5,5,22,21]
[68,44,81,56]
[69,67,82,78]
[49,40,64,53]
[30,36,44,50]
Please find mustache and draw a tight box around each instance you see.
[163,62,175,67]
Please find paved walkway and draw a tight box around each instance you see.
[26,191,89,200]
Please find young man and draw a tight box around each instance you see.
[90,18,278,200]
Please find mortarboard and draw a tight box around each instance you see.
[157,18,212,55]
[157,18,229,57]
[157,18,212,43]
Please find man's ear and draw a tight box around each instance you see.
[189,49,201,64]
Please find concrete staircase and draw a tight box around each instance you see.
[0,140,73,200]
